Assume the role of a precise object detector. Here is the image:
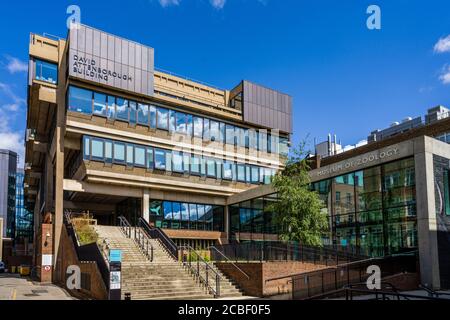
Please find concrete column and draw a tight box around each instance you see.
[142,188,150,222]
[414,151,441,289]
[44,154,53,212]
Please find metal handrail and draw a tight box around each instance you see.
[209,246,250,280]
[418,284,450,298]
[180,245,222,298]
[343,288,447,301]
[119,216,153,262]
[138,217,178,260]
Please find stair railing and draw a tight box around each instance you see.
[118,216,154,262]
[138,217,178,260]
[179,245,221,298]
[209,246,250,280]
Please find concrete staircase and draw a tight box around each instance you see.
[94,225,244,300]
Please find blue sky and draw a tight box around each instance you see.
[0,0,449,165]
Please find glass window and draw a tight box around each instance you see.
[146,148,154,169]
[68,86,92,114]
[105,141,112,163]
[155,149,166,170]
[232,163,238,181]
[189,203,198,229]
[251,166,260,184]
[107,95,116,119]
[91,139,104,160]
[169,110,176,132]
[210,120,220,142]
[193,117,203,138]
[137,103,149,125]
[213,206,224,231]
[113,142,125,163]
[176,112,187,133]
[183,153,190,173]
[197,204,206,230]
[93,92,107,116]
[116,98,129,121]
[35,59,57,84]
[238,128,247,147]
[200,157,206,176]
[219,123,226,143]
[205,205,213,230]
[181,203,189,229]
[191,155,201,175]
[172,202,181,221]
[280,137,289,156]
[216,159,223,180]
[259,131,268,152]
[444,170,450,216]
[172,151,184,173]
[135,146,146,167]
[149,105,157,128]
[206,158,216,178]
[223,161,233,180]
[163,201,173,226]
[226,125,235,145]
[126,145,134,166]
[203,119,210,141]
[246,165,251,183]
[249,129,258,149]
[186,114,193,136]
[157,107,169,130]
[237,164,246,182]
[83,136,90,159]
[129,101,137,125]
[165,151,172,172]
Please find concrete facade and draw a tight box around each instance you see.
[24,25,291,283]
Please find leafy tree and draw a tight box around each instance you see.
[266,141,329,246]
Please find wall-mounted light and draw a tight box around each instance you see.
[44,231,51,247]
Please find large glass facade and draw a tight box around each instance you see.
[311,157,417,257]
[148,200,224,232]
[229,193,279,241]
[83,135,276,184]
[15,170,33,241]
[68,85,290,156]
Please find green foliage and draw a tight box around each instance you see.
[266,140,329,246]
[71,214,98,245]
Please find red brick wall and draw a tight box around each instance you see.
[215,261,327,297]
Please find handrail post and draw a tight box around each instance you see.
[206,264,209,289]
[216,273,220,298]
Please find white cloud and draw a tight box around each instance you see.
[210,0,226,9]
[159,0,180,7]
[434,35,450,54]
[0,109,24,168]
[5,56,28,74]
[439,65,450,84]
[3,103,19,112]
[0,82,25,107]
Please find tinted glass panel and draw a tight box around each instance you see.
[91,139,104,159]
[93,92,107,116]
[176,112,187,133]
[129,101,137,124]
[114,143,125,162]
[172,152,183,172]
[155,149,166,170]
[193,117,203,138]
[107,95,116,119]
[157,108,169,130]
[149,105,157,128]
[35,59,57,84]
[135,146,146,166]
[68,86,92,114]
[137,103,149,125]
[116,98,129,121]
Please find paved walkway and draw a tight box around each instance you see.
[0,274,75,300]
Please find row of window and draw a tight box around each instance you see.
[83,136,277,184]
[69,86,289,156]
[34,59,58,84]
[148,200,224,231]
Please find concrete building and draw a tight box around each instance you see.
[24,24,292,283]
[0,150,17,238]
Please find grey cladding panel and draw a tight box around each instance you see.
[242,80,292,133]
[69,24,154,96]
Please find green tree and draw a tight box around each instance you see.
[266,141,329,246]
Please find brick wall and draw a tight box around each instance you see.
[56,224,108,300]
[215,261,327,297]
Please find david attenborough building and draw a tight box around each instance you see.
[24,24,292,284]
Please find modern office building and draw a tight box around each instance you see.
[231,107,450,290]
[0,150,17,238]
[24,24,292,282]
